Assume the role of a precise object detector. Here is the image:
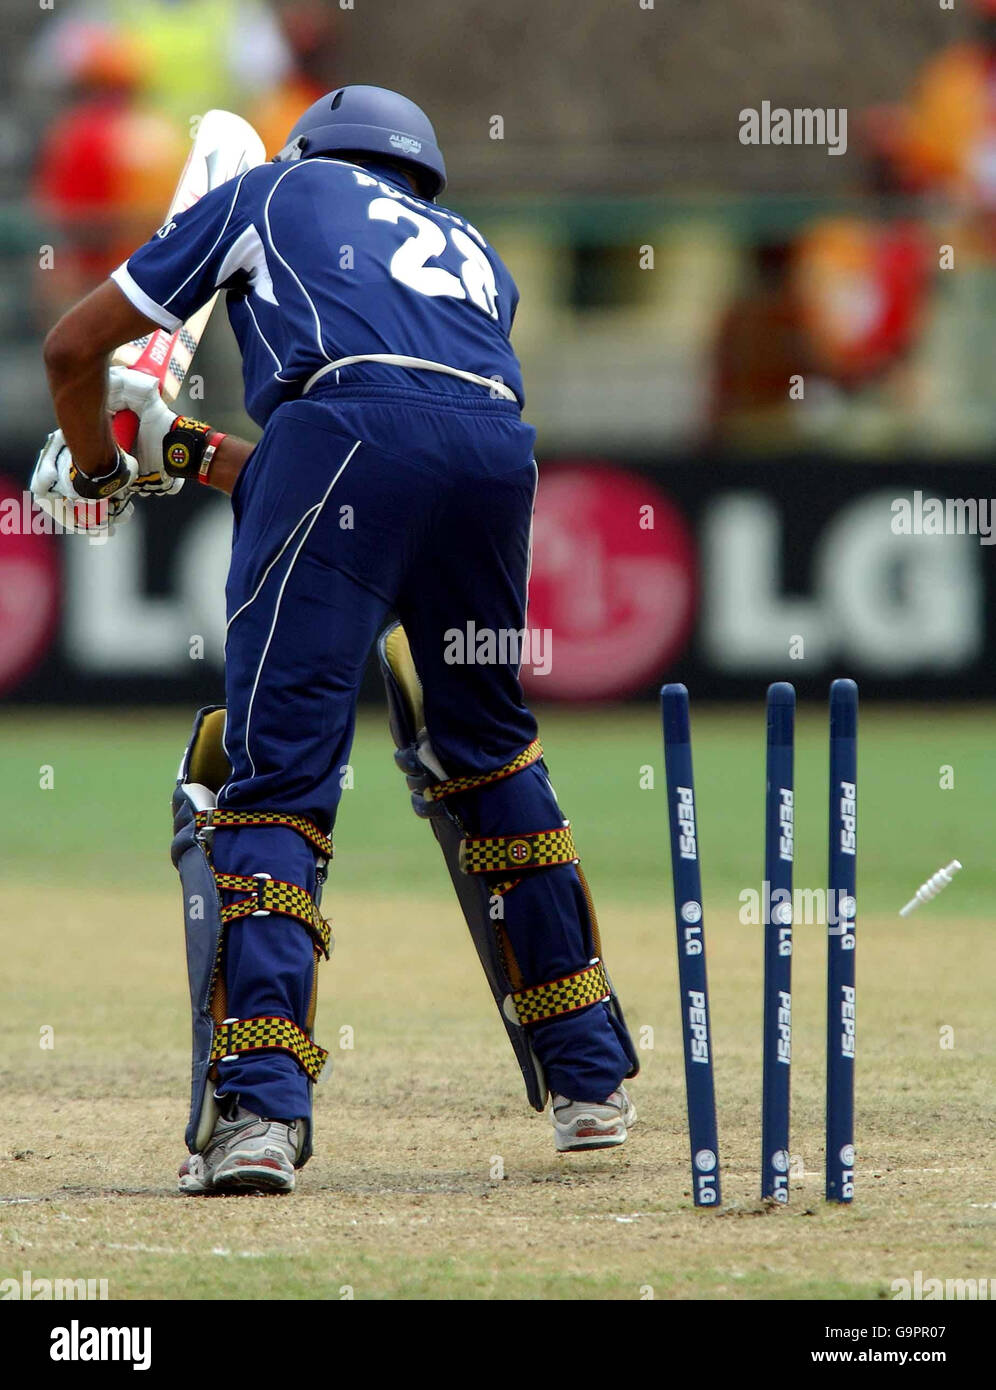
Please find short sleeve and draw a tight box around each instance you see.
[111,168,257,331]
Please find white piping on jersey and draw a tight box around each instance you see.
[213,224,284,367]
[262,162,333,363]
[161,168,254,310]
[110,263,182,332]
[519,458,539,678]
[241,439,361,781]
[215,224,278,304]
[525,456,539,587]
[303,354,518,402]
[242,296,283,371]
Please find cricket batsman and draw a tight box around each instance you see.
[34,86,639,1195]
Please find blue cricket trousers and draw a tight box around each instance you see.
[211,384,633,1121]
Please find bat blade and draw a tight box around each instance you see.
[111,110,265,452]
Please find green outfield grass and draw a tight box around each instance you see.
[1,700,991,917]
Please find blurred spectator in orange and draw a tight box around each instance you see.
[900,0,995,220]
[887,0,994,447]
[31,32,186,319]
[29,0,292,129]
[251,3,343,157]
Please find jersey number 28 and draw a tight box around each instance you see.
[367,197,499,320]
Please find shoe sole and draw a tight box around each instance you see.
[177,1151,296,1196]
[213,1158,295,1194]
[178,1172,294,1195]
[553,1101,637,1153]
[557,1137,628,1152]
[555,1123,625,1156]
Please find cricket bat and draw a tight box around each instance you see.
[111,110,266,453]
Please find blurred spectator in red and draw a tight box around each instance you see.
[790,110,932,391]
[790,218,930,388]
[31,32,185,319]
[251,3,343,158]
[709,109,934,450]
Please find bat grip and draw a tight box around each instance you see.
[112,410,140,454]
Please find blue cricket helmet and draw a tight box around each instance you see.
[275,85,447,198]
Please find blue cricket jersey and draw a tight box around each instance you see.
[112,158,525,425]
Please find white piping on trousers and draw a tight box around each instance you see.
[241,438,362,779]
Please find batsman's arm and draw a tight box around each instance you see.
[176,430,255,497]
[44,279,254,494]
[43,280,139,477]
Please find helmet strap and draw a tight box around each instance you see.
[274,135,308,163]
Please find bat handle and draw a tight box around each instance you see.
[112,409,140,454]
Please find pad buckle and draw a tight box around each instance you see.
[195,808,215,851]
[251,872,272,916]
[218,1016,239,1064]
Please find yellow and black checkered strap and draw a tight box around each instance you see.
[507,960,610,1027]
[211,1016,328,1082]
[458,823,577,876]
[195,809,332,860]
[214,873,332,959]
[422,740,544,802]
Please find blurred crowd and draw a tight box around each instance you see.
[711,0,995,451]
[28,0,343,313]
[4,0,994,455]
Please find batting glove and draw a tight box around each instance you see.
[30,429,138,536]
[107,365,184,497]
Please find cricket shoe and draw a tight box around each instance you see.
[178,1102,302,1195]
[551,1085,637,1152]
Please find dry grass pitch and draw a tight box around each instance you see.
[2,878,992,1300]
